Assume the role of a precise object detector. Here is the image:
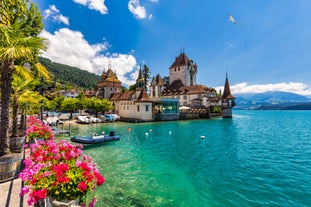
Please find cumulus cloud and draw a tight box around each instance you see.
[73,0,108,14]
[216,82,311,96]
[39,28,137,86]
[128,0,147,19]
[43,5,69,25]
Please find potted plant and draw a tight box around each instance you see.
[25,116,55,142]
[19,140,105,207]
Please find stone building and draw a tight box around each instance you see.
[169,51,197,86]
[109,67,179,122]
[96,66,121,99]
[150,51,220,110]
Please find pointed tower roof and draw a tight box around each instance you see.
[103,69,121,83]
[169,52,191,69]
[136,65,145,89]
[136,65,143,81]
[222,72,235,99]
[137,87,150,102]
[151,74,165,86]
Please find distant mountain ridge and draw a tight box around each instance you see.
[40,57,100,89]
[235,91,311,110]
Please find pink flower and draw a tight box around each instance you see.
[19,140,104,206]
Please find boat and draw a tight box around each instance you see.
[71,131,120,144]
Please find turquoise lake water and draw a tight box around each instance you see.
[60,110,311,207]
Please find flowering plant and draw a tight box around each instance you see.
[19,140,105,206]
[25,116,55,140]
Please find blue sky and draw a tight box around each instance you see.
[33,0,311,96]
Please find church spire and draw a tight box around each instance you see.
[222,72,234,99]
[136,64,144,89]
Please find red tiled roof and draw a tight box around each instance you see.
[117,91,136,100]
[137,87,150,102]
[151,74,165,86]
[169,52,191,69]
[109,92,122,101]
[161,84,216,96]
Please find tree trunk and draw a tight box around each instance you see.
[11,95,18,138]
[0,59,15,156]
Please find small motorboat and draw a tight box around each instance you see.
[71,131,120,144]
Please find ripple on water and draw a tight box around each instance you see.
[61,111,311,207]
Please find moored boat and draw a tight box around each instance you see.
[71,131,120,144]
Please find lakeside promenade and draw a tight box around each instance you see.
[0,177,31,207]
[0,147,32,207]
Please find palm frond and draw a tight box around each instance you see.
[14,65,34,81]
[33,62,51,80]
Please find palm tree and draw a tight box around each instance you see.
[0,0,46,156]
[11,64,51,137]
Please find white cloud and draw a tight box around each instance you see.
[128,0,147,19]
[150,0,158,2]
[216,82,311,96]
[73,0,108,14]
[39,28,138,86]
[43,5,69,25]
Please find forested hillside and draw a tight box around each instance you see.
[39,57,100,89]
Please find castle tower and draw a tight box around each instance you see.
[150,74,165,97]
[169,51,197,86]
[221,72,236,118]
[96,64,121,99]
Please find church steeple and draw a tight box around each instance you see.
[222,72,234,100]
[136,64,144,89]
[221,72,236,118]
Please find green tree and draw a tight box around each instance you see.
[86,97,113,117]
[0,0,46,156]
[47,95,65,112]
[142,64,151,90]
[61,98,81,119]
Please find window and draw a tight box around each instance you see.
[183,95,187,100]
[110,88,112,91]
[145,105,149,112]
[137,105,140,112]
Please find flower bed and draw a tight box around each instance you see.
[25,116,55,141]
[19,139,105,207]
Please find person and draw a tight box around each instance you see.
[128,127,131,132]
[101,131,105,135]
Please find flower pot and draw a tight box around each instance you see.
[9,136,26,153]
[0,153,23,183]
[48,196,80,207]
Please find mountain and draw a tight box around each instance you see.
[235,91,311,110]
[39,57,101,89]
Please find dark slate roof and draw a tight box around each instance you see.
[166,80,184,91]
[222,74,235,99]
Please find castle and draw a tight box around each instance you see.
[96,51,235,121]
